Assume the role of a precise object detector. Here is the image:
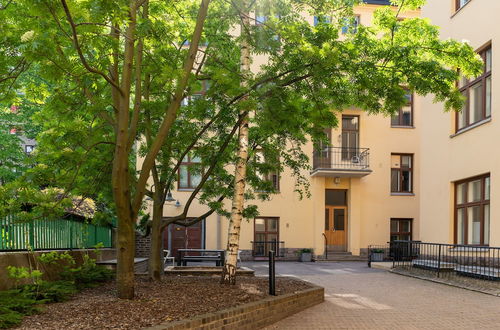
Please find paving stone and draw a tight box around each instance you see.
[243,261,500,330]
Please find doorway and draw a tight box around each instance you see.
[325,206,348,252]
[164,218,204,258]
[325,189,348,252]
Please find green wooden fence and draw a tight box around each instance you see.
[0,215,113,251]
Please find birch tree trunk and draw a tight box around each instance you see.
[221,0,250,285]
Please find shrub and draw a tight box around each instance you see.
[0,290,39,329]
[0,307,23,329]
[21,280,77,303]
[0,290,39,315]
[71,255,113,288]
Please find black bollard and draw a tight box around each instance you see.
[269,250,276,296]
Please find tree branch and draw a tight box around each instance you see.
[60,0,123,94]
[132,0,211,216]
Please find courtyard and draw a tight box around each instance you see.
[243,261,500,330]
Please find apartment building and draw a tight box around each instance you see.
[152,0,422,260]
[419,0,499,246]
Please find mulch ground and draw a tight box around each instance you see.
[16,276,313,330]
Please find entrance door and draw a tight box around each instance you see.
[324,206,347,252]
[164,219,203,258]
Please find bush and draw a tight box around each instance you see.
[21,280,77,303]
[2,248,113,328]
[0,290,39,329]
[0,307,23,329]
[0,290,39,315]
[68,255,113,288]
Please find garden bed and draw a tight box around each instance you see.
[16,276,314,329]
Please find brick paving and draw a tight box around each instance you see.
[244,261,500,330]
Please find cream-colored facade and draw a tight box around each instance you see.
[148,2,425,260]
[419,0,499,246]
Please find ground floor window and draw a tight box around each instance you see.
[253,217,279,256]
[455,174,490,245]
[390,218,412,241]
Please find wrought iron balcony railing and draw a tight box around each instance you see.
[313,147,370,171]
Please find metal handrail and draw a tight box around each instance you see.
[322,233,328,260]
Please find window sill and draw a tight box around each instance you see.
[177,188,195,192]
[450,117,491,138]
[391,125,415,129]
[391,192,415,196]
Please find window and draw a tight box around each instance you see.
[391,154,413,193]
[255,150,280,192]
[341,15,360,34]
[455,0,470,11]
[253,217,279,256]
[457,45,492,131]
[178,153,201,190]
[455,174,490,245]
[390,219,412,241]
[391,91,413,127]
[313,15,331,26]
[181,81,209,106]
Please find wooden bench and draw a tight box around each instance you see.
[177,249,225,267]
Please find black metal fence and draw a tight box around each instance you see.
[313,147,370,170]
[251,241,285,257]
[373,241,500,281]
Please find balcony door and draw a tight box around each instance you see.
[341,115,359,161]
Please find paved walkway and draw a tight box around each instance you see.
[243,261,500,330]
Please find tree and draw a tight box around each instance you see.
[0,0,482,295]
[0,0,211,299]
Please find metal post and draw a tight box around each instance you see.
[269,250,276,296]
[437,244,442,278]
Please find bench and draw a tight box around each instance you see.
[177,249,225,267]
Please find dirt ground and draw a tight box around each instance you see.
[16,275,313,330]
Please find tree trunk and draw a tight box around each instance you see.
[221,0,250,285]
[148,199,164,280]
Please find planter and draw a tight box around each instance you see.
[300,253,312,262]
[371,252,384,262]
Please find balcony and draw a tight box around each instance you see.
[311,147,372,178]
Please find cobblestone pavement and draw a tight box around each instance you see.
[243,261,500,330]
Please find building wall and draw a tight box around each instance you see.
[143,3,421,258]
[420,0,500,245]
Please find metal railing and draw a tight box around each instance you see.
[313,147,370,170]
[251,241,285,257]
[391,241,500,281]
[1,215,113,251]
[367,244,393,267]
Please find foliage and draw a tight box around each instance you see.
[299,248,312,254]
[70,255,114,288]
[6,266,43,286]
[0,290,39,329]
[0,307,24,329]
[0,0,483,294]
[1,248,113,328]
